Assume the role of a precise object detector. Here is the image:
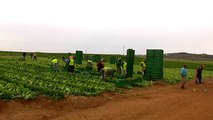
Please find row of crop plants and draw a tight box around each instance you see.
[164,68,213,84]
[1,56,213,100]
[0,57,116,99]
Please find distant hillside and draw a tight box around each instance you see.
[165,52,213,61]
[0,51,212,61]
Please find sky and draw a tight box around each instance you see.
[0,0,213,55]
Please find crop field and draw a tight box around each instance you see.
[0,52,213,100]
[164,59,213,71]
[164,68,213,84]
[0,56,116,99]
[1,52,213,120]
[0,56,149,100]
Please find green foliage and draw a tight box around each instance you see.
[164,68,213,84]
[108,77,151,89]
[164,59,213,71]
[0,56,118,99]
[0,52,213,100]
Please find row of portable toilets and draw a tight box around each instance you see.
[74,49,163,80]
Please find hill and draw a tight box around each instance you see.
[165,52,213,61]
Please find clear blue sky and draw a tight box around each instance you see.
[0,0,213,55]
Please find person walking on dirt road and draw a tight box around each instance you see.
[195,65,204,84]
[180,64,188,89]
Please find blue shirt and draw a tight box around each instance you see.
[181,67,187,77]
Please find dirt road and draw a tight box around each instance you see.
[0,79,213,120]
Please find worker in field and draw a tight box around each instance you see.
[52,56,59,72]
[195,65,204,84]
[69,56,75,73]
[32,53,37,61]
[22,52,27,60]
[97,59,104,72]
[180,64,188,89]
[30,53,33,60]
[86,59,93,70]
[122,60,127,78]
[116,57,122,75]
[62,56,70,72]
[101,67,115,80]
[140,60,146,77]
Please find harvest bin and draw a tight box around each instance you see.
[126,49,135,78]
[144,49,164,80]
[75,51,83,64]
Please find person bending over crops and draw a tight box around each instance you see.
[101,67,115,80]
[86,59,93,70]
[32,53,37,61]
[180,64,188,89]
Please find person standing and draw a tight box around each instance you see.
[195,65,204,84]
[22,52,27,60]
[180,65,188,89]
[30,53,33,60]
[52,57,59,72]
[122,60,127,78]
[62,56,70,72]
[97,59,104,72]
[116,57,122,75]
[140,60,146,77]
[69,56,75,73]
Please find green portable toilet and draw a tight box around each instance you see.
[126,49,135,78]
[144,49,163,80]
[75,51,83,64]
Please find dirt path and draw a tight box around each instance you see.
[0,79,213,120]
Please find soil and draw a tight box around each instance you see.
[0,79,213,120]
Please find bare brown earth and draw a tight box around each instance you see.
[0,79,213,120]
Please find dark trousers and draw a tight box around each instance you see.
[196,77,203,84]
[52,64,59,72]
[69,65,74,73]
